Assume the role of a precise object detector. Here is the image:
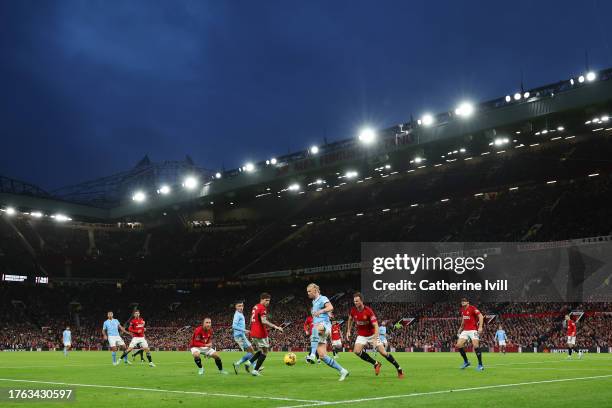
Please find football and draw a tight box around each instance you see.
[283,352,297,366]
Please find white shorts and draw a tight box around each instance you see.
[129,337,148,349]
[355,335,381,347]
[190,347,216,357]
[234,336,252,351]
[332,340,342,348]
[498,340,506,346]
[107,335,125,347]
[459,330,480,341]
[567,336,576,345]
[63,343,71,347]
[251,337,270,349]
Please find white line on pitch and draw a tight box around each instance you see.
[276,374,612,408]
[0,378,327,404]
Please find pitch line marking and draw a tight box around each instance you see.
[0,378,328,404]
[277,374,612,408]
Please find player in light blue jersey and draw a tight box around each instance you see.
[306,283,349,381]
[374,321,389,356]
[495,325,508,354]
[62,326,72,357]
[102,311,129,365]
[231,301,255,374]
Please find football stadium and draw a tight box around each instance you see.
[2,2,612,407]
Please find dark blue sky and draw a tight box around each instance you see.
[1,0,611,190]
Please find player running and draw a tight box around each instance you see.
[565,314,582,359]
[232,301,255,374]
[456,297,485,371]
[346,292,403,378]
[102,311,130,365]
[495,324,508,354]
[249,292,284,377]
[379,321,389,351]
[330,316,343,359]
[62,326,71,357]
[118,310,155,367]
[190,317,228,375]
[306,283,349,381]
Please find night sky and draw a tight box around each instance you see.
[1,0,611,191]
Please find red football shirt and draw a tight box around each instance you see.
[304,316,313,334]
[190,326,212,347]
[461,305,481,331]
[331,323,341,341]
[128,317,145,337]
[567,320,576,336]
[350,306,378,337]
[250,303,268,338]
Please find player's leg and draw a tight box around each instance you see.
[119,345,133,362]
[376,342,403,377]
[456,336,470,368]
[317,329,349,381]
[353,337,379,373]
[191,349,204,375]
[210,351,228,374]
[234,337,253,372]
[110,345,118,365]
[306,326,319,364]
[472,338,484,370]
[143,346,154,367]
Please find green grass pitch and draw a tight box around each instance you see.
[1,351,611,407]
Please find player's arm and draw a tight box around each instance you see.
[346,315,353,338]
[261,315,283,332]
[312,301,333,317]
[457,317,464,335]
[477,313,484,333]
[372,320,380,338]
[119,324,130,336]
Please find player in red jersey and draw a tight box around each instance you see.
[118,310,155,367]
[248,292,283,376]
[190,317,228,375]
[330,315,343,359]
[346,292,404,378]
[456,297,485,371]
[564,314,582,359]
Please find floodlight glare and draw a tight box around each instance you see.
[513,92,522,101]
[455,102,474,117]
[5,207,16,216]
[413,157,423,164]
[315,179,324,185]
[244,163,255,173]
[505,95,511,102]
[493,137,510,146]
[183,176,199,189]
[358,128,377,144]
[310,145,319,155]
[586,71,596,82]
[215,172,222,179]
[157,185,171,195]
[287,183,300,191]
[578,75,585,83]
[345,171,358,179]
[422,114,435,127]
[523,91,530,98]
[270,157,277,165]
[31,211,43,218]
[54,214,71,222]
[132,191,147,202]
